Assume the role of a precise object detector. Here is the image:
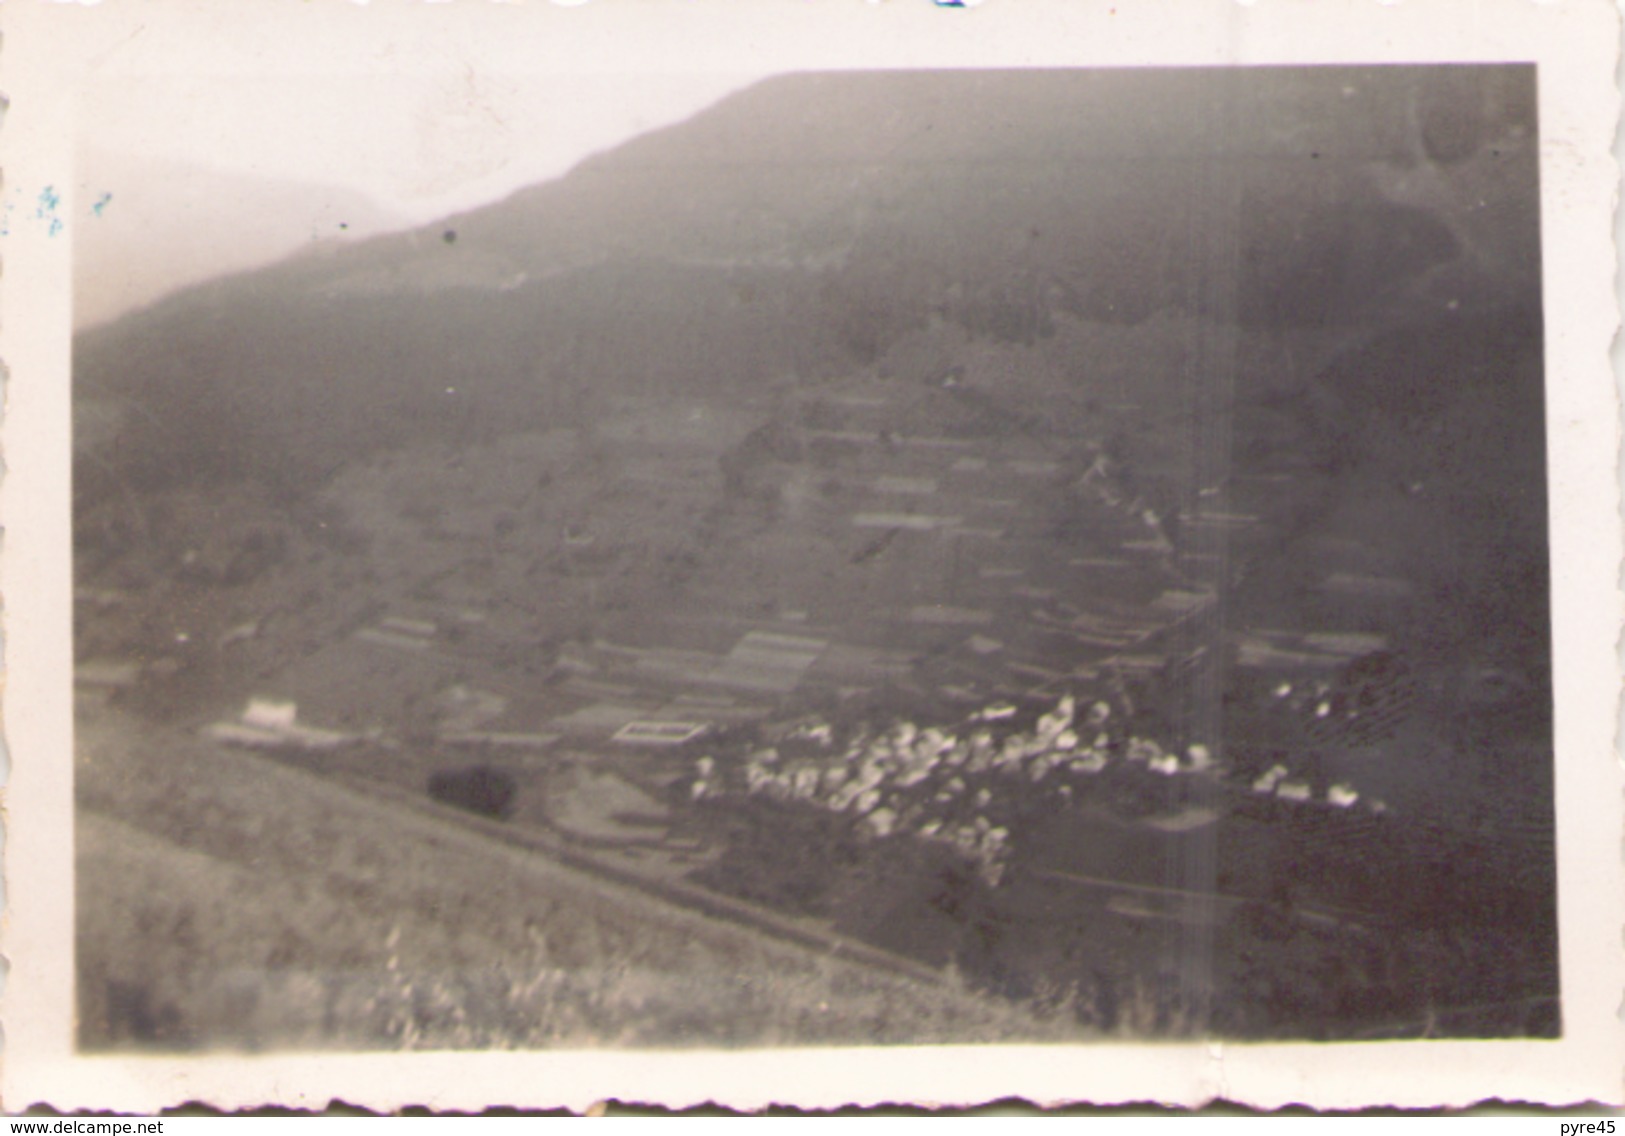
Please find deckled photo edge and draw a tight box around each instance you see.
[1,0,1621,1114]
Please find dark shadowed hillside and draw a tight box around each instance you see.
[74,66,1537,505]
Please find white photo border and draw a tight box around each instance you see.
[2,0,1619,1112]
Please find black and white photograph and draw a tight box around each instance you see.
[4,0,1621,1112]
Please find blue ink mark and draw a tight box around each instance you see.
[93,192,112,217]
[35,186,63,236]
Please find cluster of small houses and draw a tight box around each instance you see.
[191,673,1379,889]
[688,694,1199,887]
[688,689,1378,887]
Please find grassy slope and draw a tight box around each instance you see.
[76,703,1070,1052]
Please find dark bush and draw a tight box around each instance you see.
[428,765,518,820]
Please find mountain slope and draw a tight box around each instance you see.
[73,66,1539,506]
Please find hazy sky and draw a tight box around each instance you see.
[80,71,762,227]
[74,66,764,326]
[61,0,794,325]
[68,0,790,222]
